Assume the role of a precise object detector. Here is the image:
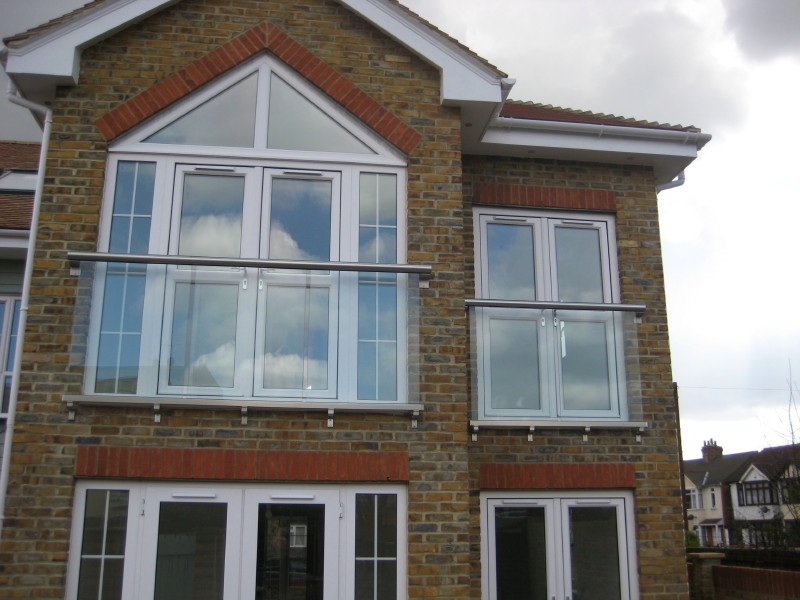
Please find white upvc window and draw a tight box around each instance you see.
[79,54,411,404]
[481,491,638,600]
[66,481,407,600]
[0,297,21,468]
[473,208,629,421]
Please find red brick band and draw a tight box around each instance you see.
[473,182,616,211]
[95,21,421,154]
[480,462,635,489]
[75,446,409,482]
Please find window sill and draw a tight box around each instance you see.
[469,419,648,442]
[63,395,424,428]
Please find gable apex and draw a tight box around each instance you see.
[3,0,507,108]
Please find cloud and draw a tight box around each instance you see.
[723,0,800,60]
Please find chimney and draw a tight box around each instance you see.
[702,439,723,463]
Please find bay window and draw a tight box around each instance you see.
[70,55,421,407]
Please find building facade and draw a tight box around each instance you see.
[0,1,708,598]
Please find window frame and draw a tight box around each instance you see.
[66,480,408,600]
[480,490,638,600]
[472,207,627,422]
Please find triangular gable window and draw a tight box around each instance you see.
[142,58,374,155]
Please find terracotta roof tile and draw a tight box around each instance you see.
[2,2,99,47]
[500,100,701,133]
[0,193,33,230]
[0,141,41,171]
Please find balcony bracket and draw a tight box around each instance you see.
[583,426,591,443]
[241,406,248,426]
[472,425,479,442]
[411,410,419,429]
[528,426,535,442]
[327,409,335,428]
[153,403,161,423]
[635,426,645,443]
[66,399,76,422]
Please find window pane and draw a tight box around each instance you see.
[358,276,398,401]
[179,174,246,258]
[355,494,397,600]
[494,507,548,600]
[487,223,535,300]
[269,178,332,261]
[146,74,257,147]
[555,226,604,302]
[109,161,155,254]
[255,504,325,600]
[569,507,621,600]
[78,490,129,600]
[263,286,329,390]
[154,502,228,600]
[5,300,20,371]
[169,283,239,388]
[268,75,373,154]
[359,173,397,264]
[488,317,540,410]
[560,320,611,411]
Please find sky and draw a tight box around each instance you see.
[2,0,800,459]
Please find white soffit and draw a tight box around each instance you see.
[3,0,505,106]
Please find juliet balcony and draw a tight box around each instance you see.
[66,252,429,425]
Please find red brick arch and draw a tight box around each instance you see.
[95,21,421,154]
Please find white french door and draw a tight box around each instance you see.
[483,493,637,600]
[67,482,406,600]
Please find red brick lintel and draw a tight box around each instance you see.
[94,21,421,154]
[75,446,409,482]
[480,463,635,489]
[474,182,616,212]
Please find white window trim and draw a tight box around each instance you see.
[480,490,639,600]
[66,480,408,600]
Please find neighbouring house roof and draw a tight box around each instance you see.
[684,451,758,488]
[1,0,710,184]
[751,444,800,480]
[0,142,37,231]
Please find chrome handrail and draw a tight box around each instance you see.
[68,251,432,277]
[465,298,646,315]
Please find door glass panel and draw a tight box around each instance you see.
[146,74,258,147]
[267,75,373,154]
[569,506,622,600]
[77,489,129,600]
[487,223,535,300]
[154,502,228,600]
[269,178,332,261]
[488,317,540,410]
[178,173,246,258]
[169,283,239,388]
[255,504,325,600]
[263,285,330,390]
[355,494,397,600]
[560,319,611,411]
[494,506,548,600]
[555,226,604,302]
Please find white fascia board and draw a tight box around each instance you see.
[4,0,181,89]
[0,229,29,255]
[484,117,710,158]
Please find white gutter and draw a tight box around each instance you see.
[0,83,51,542]
[656,170,686,193]
[491,116,712,149]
